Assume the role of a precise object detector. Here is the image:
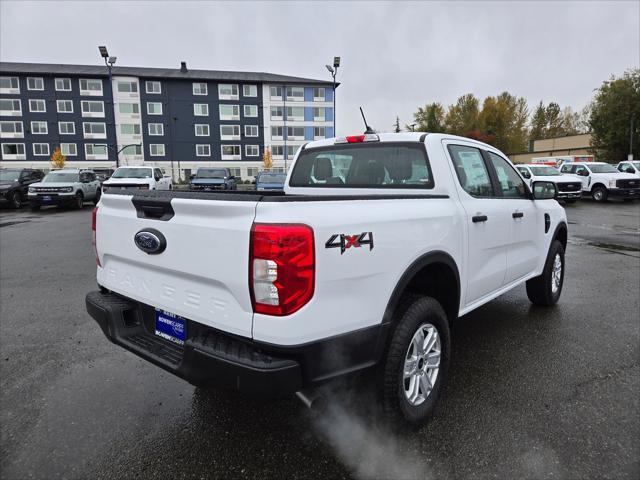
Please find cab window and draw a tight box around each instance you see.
[516,166,531,179]
[154,169,163,181]
[574,166,589,176]
[561,164,574,173]
[487,152,528,199]
[448,145,494,197]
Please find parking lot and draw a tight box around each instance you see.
[0,200,638,480]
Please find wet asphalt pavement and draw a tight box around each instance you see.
[0,199,638,480]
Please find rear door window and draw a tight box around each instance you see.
[448,145,494,197]
[289,143,433,188]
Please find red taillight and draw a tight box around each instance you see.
[92,207,101,267]
[250,223,315,316]
[346,135,366,143]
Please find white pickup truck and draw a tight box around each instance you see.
[559,161,640,202]
[102,166,173,193]
[515,164,583,203]
[86,133,568,425]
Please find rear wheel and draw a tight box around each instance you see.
[592,186,608,202]
[380,296,450,426]
[9,191,22,208]
[526,240,564,306]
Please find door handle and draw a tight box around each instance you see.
[512,211,524,219]
[472,215,488,223]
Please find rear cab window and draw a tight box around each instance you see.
[289,143,434,189]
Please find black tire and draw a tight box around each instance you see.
[30,203,40,211]
[526,239,565,306]
[9,191,22,208]
[380,296,450,426]
[74,192,84,209]
[592,186,608,202]
[93,189,101,205]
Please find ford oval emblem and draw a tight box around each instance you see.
[134,229,166,254]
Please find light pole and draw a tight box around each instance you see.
[283,84,287,170]
[98,46,117,166]
[409,123,417,132]
[630,112,636,161]
[98,143,141,168]
[325,56,340,136]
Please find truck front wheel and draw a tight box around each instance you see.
[380,296,450,426]
[592,186,608,202]
[526,240,564,306]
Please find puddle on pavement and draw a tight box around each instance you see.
[588,242,640,252]
[0,220,30,228]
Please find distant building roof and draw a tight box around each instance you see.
[0,61,337,86]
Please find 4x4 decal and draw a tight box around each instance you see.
[325,232,374,254]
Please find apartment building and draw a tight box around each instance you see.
[0,61,336,179]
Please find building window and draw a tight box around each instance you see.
[287,106,304,120]
[120,124,141,135]
[270,106,283,119]
[196,144,211,157]
[195,124,210,136]
[33,143,49,156]
[29,99,46,113]
[314,126,325,139]
[244,125,259,137]
[145,81,161,94]
[58,122,75,135]
[272,145,297,158]
[117,81,138,93]
[245,145,259,157]
[148,123,164,136]
[147,102,163,115]
[286,86,304,101]
[246,167,259,177]
[83,122,107,138]
[221,145,241,159]
[1,143,26,159]
[271,126,283,139]
[60,143,77,156]
[243,85,257,97]
[84,144,108,159]
[81,100,105,117]
[27,77,44,90]
[313,107,325,121]
[55,78,71,91]
[244,105,258,118]
[220,125,240,140]
[0,76,20,94]
[218,84,239,99]
[194,103,209,116]
[150,144,165,156]
[313,87,325,101]
[79,79,103,95]
[270,86,282,100]
[31,121,48,134]
[219,104,240,121]
[0,99,21,116]
[56,100,73,113]
[121,144,142,155]
[193,83,208,95]
[287,126,304,139]
[118,103,140,114]
[0,121,23,138]
[229,168,242,178]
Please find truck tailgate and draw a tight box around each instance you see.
[95,193,257,338]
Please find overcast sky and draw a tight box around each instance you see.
[1,0,638,134]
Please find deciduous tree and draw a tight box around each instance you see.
[50,146,66,169]
[444,94,479,135]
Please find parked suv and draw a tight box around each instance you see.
[102,166,172,192]
[560,161,640,202]
[86,132,567,426]
[189,168,237,191]
[0,168,44,208]
[28,169,101,210]
[515,164,582,203]
[255,171,287,191]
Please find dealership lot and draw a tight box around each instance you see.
[0,201,638,479]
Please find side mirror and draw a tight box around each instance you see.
[532,181,557,200]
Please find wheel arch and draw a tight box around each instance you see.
[591,182,607,192]
[382,251,461,327]
[552,221,568,252]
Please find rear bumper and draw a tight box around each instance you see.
[86,290,387,396]
[608,188,640,198]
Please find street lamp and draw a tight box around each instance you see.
[98,46,117,166]
[326,56,340,136]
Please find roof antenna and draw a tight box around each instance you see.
[359,107,375,134]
